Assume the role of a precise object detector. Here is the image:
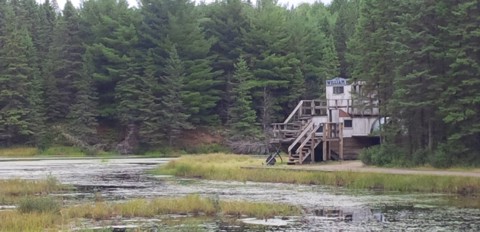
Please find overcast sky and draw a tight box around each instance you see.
[48,0,333,8]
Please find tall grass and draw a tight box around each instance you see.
[18,197,60,214]
[0,211,59,232]
[0,147,38,157]
[153,154,480,195]
[0,177,63,197]
[0,177,65,204]
[63,195,301,220]
[0,146,117,158]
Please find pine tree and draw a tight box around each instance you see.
[159,46,192,146]
[330,0,361,77]
[229,57,259,139]
[67,51,98,144]
[439,0,480,158]
[45,1,85,123]
[244,0,305,127]
[0,5,38,145]
[389,0,445,156]
[81,0,140,122]
[203,0,252,124]
[138,53,164,147]
[291,3,338,99]
[348,0,400,143]
[167,1,220,125]
[36,0,56,75]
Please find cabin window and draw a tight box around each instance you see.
[333,86,344,94]
[344,119,352,128]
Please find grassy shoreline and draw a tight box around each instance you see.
[0,178,300,231]
[0,196,300,231]
[153,154,480,195]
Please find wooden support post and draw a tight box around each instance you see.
[339,123,344,161]
[323,124,327,161]
[327,141,331,160]
[299,150,303,165]
[311,130,315,163]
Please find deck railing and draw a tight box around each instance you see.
[272,100,327,141]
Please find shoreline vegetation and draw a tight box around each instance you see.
[0,145,228,158]
[0,178,300,231]
[153,154,480,196]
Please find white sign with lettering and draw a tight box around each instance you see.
[326,77,347,86]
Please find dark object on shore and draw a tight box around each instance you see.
[265,150,282,165]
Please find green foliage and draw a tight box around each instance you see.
[158,46,193,145]
[429,145,453,169]
[349,0,480,166]
[1,0,478,166]
[359,144,406,167]
[18,196,60,214]
[228,57,260,139]
[0,4,38,145]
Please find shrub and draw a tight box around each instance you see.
[359,144,405,166]
[18,197,60,214]
[359,146,374,165]
[359,145,392,166]
[411,149,429,166]
[429,142,457,168]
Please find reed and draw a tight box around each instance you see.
[0,177,64,203]
[18,196,60,214]
[0,147,37,157]
[0,211,59,232]
[220,201,300,218]
[62,195,301,220]
[154,154,480,195]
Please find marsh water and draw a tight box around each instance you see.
[1,158,479,231]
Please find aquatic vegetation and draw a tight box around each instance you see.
[154,154,480,195]
[0,211,59,232]
[18,197,60,214]
[63,195,301,220]
[0,178,65,203]
[0,176,69,206]
[0,147,37,157]
[220,201,300,219]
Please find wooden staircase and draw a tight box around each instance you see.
[286,120,322,164]
[271,100,344,165]
[271,100,327,143]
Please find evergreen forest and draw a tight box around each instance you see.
[0,0,478,167]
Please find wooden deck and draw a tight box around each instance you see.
[270,99,382,165]
[271,100,345,165]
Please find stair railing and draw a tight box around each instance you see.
[284,100,305,124]
[272,100,327,141]
[296,123,323,163]
[287,120,314,155]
